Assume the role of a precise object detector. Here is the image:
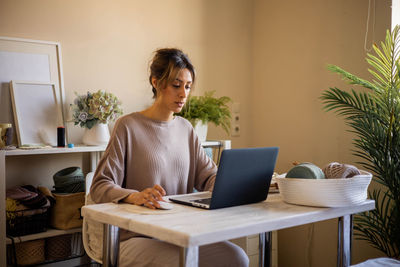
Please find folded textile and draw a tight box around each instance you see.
[6,197,49,218]
[6,186,38,201]
[38,186,55,205]
[7,185,50,209]
[20,185,49,208]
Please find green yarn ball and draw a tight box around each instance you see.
[286,163,325,179]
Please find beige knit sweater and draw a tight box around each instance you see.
[91,112,217,203]
[88,112,217,245]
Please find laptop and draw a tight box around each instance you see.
[169,147,279,209]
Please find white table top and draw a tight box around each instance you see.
[82,194,374,248]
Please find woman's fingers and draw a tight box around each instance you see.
[153,184,166,197]
[150,189,163,201]
[143,200,157,209]
[142,188,162,208]
[144,192,160,208]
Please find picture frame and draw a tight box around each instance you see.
[10,81,64,146]
[0,37,67,144]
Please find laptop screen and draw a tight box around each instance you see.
[209,147,279,209]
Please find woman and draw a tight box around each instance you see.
[89,48,249,267]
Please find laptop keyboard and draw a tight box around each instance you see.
[193,198,211,205]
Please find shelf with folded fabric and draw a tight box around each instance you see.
[1,146,106,267]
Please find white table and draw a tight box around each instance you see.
[82,194,374,267]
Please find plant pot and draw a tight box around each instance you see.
[194,121,208,142]
[82,123,110,146]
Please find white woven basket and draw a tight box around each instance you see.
[276,170,372,207]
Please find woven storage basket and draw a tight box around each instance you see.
[46,234,72,260]
[15,239,45,266]
[50,192,85,229]
[276,170,372,207]
[6,207,49,236]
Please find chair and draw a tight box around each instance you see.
[351,257,400,266]
[83,172,120,266]
[85,172,94,200]
[82,172,103,264]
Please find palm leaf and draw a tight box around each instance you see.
[368,53,391,76]
[326,65,381,92]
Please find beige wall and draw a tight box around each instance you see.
[252,0,390,266]
[0,0,252,147]
[0,0,392,266]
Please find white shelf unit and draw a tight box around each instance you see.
[1,145,106,267]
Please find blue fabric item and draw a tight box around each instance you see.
[204,147,213,159]
[192,147,213,193]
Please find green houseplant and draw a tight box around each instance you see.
[176,91,232,141]
[320,26,400,258]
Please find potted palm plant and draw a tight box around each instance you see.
[176,91,232,142]
[320,26,400,258]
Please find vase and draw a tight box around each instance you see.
[194,121,208,142]
[82,123,110,146]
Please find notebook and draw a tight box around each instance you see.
[169,147,279,209]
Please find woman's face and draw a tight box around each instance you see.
[156,68,192,114]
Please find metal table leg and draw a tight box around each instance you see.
[337,215,353,267]
[259,232,272,267]
[103,224,120,267]
[180,246,199,267]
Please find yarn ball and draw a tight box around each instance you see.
[286,162,325,179]
[53,167,85,193]
[322,162,360,178]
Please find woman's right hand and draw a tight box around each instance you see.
[123,185,166,209]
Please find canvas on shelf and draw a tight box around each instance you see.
[10,81,63,146]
